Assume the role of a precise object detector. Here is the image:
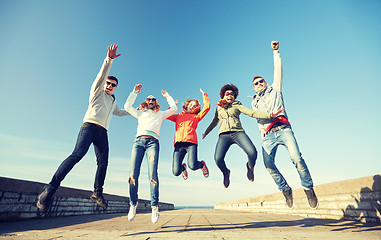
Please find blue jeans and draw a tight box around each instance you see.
[129,136,160,206]
[214,131,257,175]
[262,125,313,191]
[50,122,109,194]
[172,142,203,176]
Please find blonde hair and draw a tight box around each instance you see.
[138,100,161,113]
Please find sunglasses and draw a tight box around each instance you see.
[147,98,156,102]
[254,79,264,86]
[224,91,235,97]
[106,81,117,87]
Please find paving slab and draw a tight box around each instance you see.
[1,209,380,239]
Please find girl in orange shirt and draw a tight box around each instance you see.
[167,89,210,180]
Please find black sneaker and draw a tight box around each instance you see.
[36,185,56,211]
[304,188,318,209]
[282,188,294,208]
[90,192,108,208]
[246,162,254,182]
[223,170,231,188]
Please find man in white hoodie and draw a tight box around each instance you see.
[124,84,177,223]
[37,44,129,211]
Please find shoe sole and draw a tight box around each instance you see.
[307,200,319,209]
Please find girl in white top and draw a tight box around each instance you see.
[124,84,177,223]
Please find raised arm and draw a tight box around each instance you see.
[271,41,283,92]
[124,84,143,118]
[161,90,178,119]
[90,44,120,97]
[197,88,210,120]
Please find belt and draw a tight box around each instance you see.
[139,135,154,138]
[84,122,107,131]
[267,124,287,133]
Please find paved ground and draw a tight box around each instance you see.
[1,209,380,240]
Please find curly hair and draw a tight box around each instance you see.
[138,100,161,113]
[182,99,201,114]
[220,84,239,99]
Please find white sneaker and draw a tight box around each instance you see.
[151,205,160,223]
[128,203,138,221]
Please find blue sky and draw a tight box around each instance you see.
[0,0,380,207]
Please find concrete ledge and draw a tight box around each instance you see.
[214,175,381,223]
[0,177,174,221]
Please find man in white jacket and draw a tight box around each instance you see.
[124,84,177,223]
[37,44,129,211]
[251,41,317,209]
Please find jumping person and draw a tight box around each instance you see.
[251,41,318,209]
[37,44,129,211]
[124,84,177,223]
[167,89,210,180]
[202,84,283,188]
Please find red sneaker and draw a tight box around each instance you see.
[201,161,209,178]
[182,163,188,180]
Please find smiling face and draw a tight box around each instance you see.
[104,78,117,95]
[186,100,200,114]
[146,97,157,109]
[223,90,236,103]
[253,77,267,92]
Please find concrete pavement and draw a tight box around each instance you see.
[1,208,380,239]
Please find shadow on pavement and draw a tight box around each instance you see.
[0,213,125,235]
[121,217,381,237]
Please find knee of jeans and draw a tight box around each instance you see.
[148,154,156,162]
[188,162,198,170]
[150,178,158,186]
[172,168,181,176]
[291,156,305,166]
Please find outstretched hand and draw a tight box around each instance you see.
[108,44,121,59]
[200,88,209,104]
[134,84,143,93]
[161,90,169,98]
[270,108,284,118]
